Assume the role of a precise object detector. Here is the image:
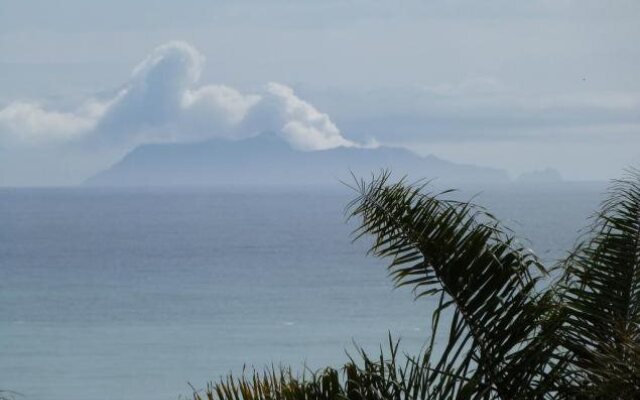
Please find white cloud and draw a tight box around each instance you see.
[261,82,355,150]
[181,84,261,140]
[0,41,358,151]
[0,102,95,144]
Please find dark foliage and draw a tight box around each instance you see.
[197,169,640,400]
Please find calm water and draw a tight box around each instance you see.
[0,183,605,400]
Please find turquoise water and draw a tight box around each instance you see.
[0,183,605,399]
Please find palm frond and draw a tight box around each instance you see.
[195,338,453,400]
[347,172,559,399]
[557,169,640,397]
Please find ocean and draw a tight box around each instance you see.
[0,183,606,400]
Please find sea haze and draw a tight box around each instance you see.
[0,183,605,400]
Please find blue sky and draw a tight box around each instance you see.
[1,0,639,185]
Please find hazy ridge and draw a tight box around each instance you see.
[86,133,510,187]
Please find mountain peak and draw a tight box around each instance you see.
[86,135,509,187]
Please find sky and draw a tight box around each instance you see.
[1,0,639,185]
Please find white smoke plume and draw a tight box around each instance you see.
[0,41,358,151]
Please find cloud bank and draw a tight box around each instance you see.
[0,41,357,151]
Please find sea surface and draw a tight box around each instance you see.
[0,183,606,400]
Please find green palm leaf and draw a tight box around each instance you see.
[201,168,640,400]
[558,169,640,397]
[347,172,559,399]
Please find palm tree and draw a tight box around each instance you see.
[197,169,640,400]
